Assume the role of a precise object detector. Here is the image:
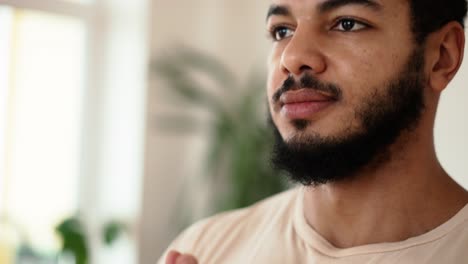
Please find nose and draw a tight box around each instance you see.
[280,27,327,77]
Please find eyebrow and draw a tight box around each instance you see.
[318,0,381,13]
[266,5,291,21]
[266,0,381,21]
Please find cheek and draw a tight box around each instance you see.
[266,64,288,131]
[266,58,283,100]
[332,48,404,100]
[267,70,278,99]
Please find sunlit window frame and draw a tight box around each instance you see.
[0,0,100,200]
[0,0,147,262]
[0,0,97,254]
[0,0,93,18]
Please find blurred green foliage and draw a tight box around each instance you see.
[153,46,289,213]
[55,216,128,264]
[56,218,88,264]
[103,220,127,245]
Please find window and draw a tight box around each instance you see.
[0,0,147,263]
[0,0,89,259]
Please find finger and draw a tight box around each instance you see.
[176,254,198,264]
[165,250,181,264]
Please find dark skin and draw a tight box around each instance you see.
[266,0,468,248]
[167,0,468,262]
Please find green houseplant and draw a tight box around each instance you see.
[55,216,128,264]
[153,46,289,213]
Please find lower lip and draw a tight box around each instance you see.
[281,101,334,119]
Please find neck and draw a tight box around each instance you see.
[303,127,468,248]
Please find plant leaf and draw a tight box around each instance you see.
[153,61,222,110]
[56,217,88,264]
[103,221,127,246]
[174,46,238,91]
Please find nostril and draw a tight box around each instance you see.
[299,65,313,72]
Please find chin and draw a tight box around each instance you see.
[282,117,328,134]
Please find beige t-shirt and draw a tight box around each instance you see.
[158,187,468,263]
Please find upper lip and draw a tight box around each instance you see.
[279,89,337,106]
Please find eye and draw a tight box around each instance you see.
[269,26,294,41]
[333,18,368,32]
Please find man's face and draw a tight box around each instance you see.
[267,0,416,142]
[266,0,428,185]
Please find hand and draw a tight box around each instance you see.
[166,250,199,264]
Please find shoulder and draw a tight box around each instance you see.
[161,187,301,259]
[417,211,468,262]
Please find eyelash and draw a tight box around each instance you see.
[267,24,294,42]
[267,18,370,42]
[332,17,369,32]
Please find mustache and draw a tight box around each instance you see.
[272,74,343,103]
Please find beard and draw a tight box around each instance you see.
[270,49,426,186]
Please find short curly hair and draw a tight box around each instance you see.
[409,0,468,43]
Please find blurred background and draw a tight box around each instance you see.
[0,0,467,263]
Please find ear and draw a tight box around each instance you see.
[426,21,465,93]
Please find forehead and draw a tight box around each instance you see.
[269,0,386,6]
[267,0,407,18]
